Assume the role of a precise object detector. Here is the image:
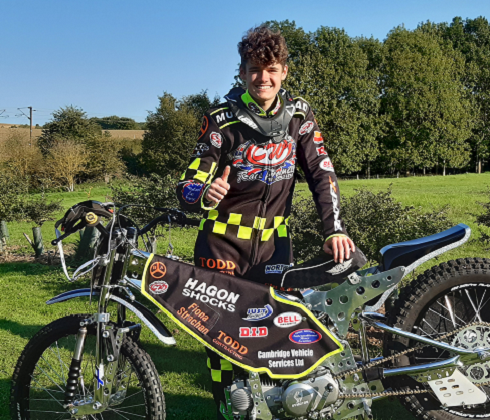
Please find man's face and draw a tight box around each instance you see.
[240,60,288,107]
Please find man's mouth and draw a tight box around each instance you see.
[256,85,272,91]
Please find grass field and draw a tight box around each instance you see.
[1,174,490,419]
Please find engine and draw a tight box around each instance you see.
[229,367,340,419]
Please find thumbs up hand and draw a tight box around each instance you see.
[205,166,231,204]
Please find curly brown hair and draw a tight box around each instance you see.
[238,26,288,69]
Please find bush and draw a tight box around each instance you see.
[0,131,44,183]
[475,189,490,245]
[290,186,452,263]
[0,172,29,222]
[22,195,63,227]
[110,173,180,227]
[45,139,89,192]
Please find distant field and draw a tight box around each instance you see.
[106,129,145,139]
[0,124,145,140]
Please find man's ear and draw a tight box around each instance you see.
[281,65,288,81]
[239,65,246,81]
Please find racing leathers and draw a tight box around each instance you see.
[176,87,348,288]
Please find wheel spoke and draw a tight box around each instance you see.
[465,289,483,322]
[444,295,457,328]
[107,407,146,418]
[13,317,160,420]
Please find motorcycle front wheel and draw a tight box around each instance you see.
[385,258,490,420]
[10,314,165,419]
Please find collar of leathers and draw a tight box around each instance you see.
[241,90,282,118]
[225,87,296,141]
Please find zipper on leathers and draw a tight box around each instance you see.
[250,140,273,267]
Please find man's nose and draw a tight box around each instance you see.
[257,70,270,82]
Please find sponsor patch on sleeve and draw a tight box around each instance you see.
[210,132,223,148]
[299,121,314,135]
[316,145,328,156]
[198,116,209,140]
[313,131,323,144]
[319,157,334,172]
[182,181,205,204]
[191,143,209,157]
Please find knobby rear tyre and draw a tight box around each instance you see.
[384,258,490,420]
[10,314,166,420]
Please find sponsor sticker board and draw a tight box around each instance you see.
[142,255,342,378]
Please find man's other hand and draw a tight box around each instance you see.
[205,166,231,204]
[324,236,356,264]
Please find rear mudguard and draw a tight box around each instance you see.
[46,289,176,346]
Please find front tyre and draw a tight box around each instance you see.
[10,314,165,419]
[385,258,490,420]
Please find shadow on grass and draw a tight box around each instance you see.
[373,397,416,420]
[164,392,216,420]
[0,318,45,341]
[142,341,210,383]
[0,377,11,419]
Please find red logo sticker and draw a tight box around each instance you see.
[149,280,169,294]
[319,157,334,172]
[313,131,323,144]
[299,121,314,135]
[239,327,268,337]
[316,146,328,156]
[210,132,222,148]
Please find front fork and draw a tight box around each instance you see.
[64,248,131,417]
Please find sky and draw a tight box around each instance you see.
[1,0,489,126]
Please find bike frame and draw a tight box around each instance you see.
[49,213,490,419]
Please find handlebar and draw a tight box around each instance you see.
[52,201,201,246]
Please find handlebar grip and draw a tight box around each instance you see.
[185,218,201,227]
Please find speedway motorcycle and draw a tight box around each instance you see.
[10,200,490,420]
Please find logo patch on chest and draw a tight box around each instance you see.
[232,137,296,185]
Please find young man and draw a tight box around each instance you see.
[177,26,355,419]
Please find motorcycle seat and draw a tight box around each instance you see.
[380,224,470,271]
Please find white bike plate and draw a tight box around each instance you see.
[428,370,487,407]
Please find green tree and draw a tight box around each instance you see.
[38,106,102,153]
[279,26,383,174]
[90,116,140,130]
[381,27,473,174]
[84,133,125,181]
[420,17,490,173]
[141,91,220,177]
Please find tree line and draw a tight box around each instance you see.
[145,16,490,177]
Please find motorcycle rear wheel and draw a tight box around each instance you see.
[385,258,490,420]
[10,314,166,419]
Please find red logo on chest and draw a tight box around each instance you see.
[244,141,294,167]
